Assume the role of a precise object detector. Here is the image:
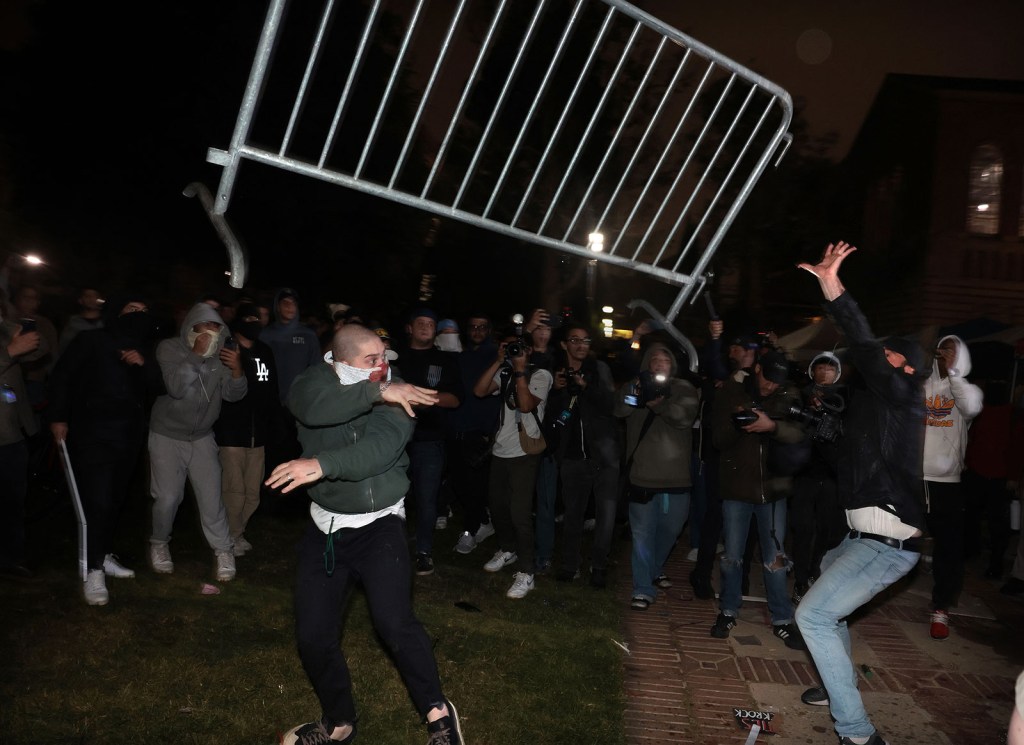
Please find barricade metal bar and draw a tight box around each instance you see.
[565,35,667,242]
[423,0,510,199]
[282,0,335,156]
[321,0,382,168]
[355,0,427,179]
[390,0,469,189]
[484,0,585,220]
[206,0,795,323]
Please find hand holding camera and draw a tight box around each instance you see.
[730,406,776,433]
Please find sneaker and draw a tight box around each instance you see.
[103,553,135,579]
[426,698,463,745]
[930,609,949,640]
[838,735,889,745]
[506,571,535,599]
[555,568,581,582]
[535,558,552,575]
[282,717,356,745]
[83,569,109,606]
[416,553,435,576]
[483,550,517,572]
[473,522,495,544]
[686,547,699,562]
[654,574,672,589]
[150,542,174,574]
[773,623,806,650]
[435,515,448,530]
[583,518,596,532]
[589,567,607,589]
[710,612,736,638]
[801,685,830,706]
[454,531,477,555]
[689,570,715,600]
[236,535,253,552]
[215,550,236,582]
[630,595,650,610]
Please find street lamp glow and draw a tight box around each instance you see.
[601,305,613,314]
[588,232,604,252]
[602,318,613,326]
[24,254,43,265]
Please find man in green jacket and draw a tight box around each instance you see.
[266,323,462,745]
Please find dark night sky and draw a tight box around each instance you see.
[2,0,1023,326]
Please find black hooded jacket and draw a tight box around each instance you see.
[826,292,926,531]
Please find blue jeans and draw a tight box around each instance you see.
[795,535,919,740]
[408,440,445,556]
[719,499,793,624]
[629,491,691,601]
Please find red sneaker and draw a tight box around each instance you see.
[930,610,949,640]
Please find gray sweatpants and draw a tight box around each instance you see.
[149,431,232,552]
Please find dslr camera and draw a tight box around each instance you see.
[504,313,526,361]
[624,370,670,407]
[787,388,845,443]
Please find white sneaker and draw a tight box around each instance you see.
[150,542,174,574]
[484,550,517,572]
[686,547,699,562]
[583,518,596,532]
[84,569,109,606]
[455,531,477,554]
[215,550,236,582]
[435,515,448,530]
[506,571,535,599]
[103,553,135,578]
[234,536,253,556]
[474,522,495,543]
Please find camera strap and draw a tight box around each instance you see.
[624,410,657,478]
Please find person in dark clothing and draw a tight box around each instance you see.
[448,314,500,556]
[788,352,848,603]
[794,241,927,745]
[546,324,620,588]
[47,293,162,605]
[397,308,462,576]
[213,303,284,556]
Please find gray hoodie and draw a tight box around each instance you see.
[149,303,247,441]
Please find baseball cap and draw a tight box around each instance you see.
[758,351,790,384]
[278,287,299,302]
[729,333,761,350]
[408,307,438,323]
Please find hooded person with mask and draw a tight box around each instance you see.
[147,302,247,583]
[47,292,164,605]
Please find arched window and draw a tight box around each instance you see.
[967,144,1002,235]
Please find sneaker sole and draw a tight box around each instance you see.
[152,566,174,574]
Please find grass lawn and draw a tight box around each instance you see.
[0,473,628,745]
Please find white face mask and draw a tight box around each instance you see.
[325,350,391,386]
[436,334,462,353]
[187,328,221,358]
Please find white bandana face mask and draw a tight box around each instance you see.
[325,350,391,386]
[187,328,221,358]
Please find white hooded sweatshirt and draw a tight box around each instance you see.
[923,334,983,482]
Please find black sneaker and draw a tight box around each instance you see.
[282,718,356,745]
[689,571,715,600]
[710,612,736,638]
[773,623,806,650]
[415,553,434,576]
[426,698,463,745]
[839,734,889,745]
[801,685,829,706]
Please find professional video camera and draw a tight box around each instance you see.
[623,370,671,407]
[787,388,845,443]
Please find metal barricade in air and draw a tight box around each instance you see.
[207,0,792,340]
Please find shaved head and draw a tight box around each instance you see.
[333,323,380,365]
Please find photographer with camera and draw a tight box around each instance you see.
[472,321,552,599]
[546,324,620,588]
[793,241,927,745]
[710,348,807,650]
[614,343,699,611]
[788,351,848,603]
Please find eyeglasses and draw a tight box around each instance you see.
[567,337,592,345]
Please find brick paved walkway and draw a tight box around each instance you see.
[621,545,1023,744]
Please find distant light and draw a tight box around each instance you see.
[601,318,613,326]
[24,254,43,266]
[601,305,614,313]
[588,232,604,252]
[976,204,989,211]
[604,327,613,337]
[224,270,232,276]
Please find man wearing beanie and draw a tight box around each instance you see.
[794,241,927,745]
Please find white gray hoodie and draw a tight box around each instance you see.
[923,334,983,482]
